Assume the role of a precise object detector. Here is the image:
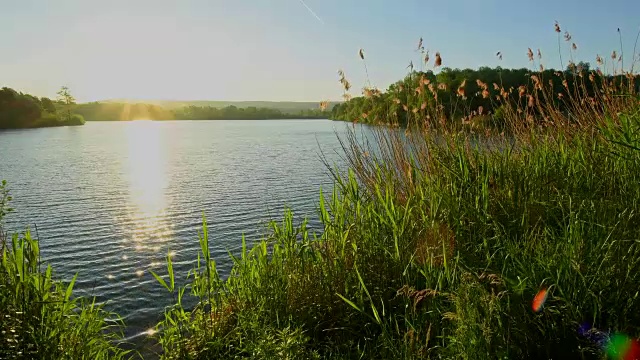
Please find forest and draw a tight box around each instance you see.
[74,102,332,121]
[0,87,85,129]
[330,62,640,128]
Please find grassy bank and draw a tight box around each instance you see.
[0,181,129,359]
[148,104,640,359]
[146,25,640,360]
[3,104,639,358]
[2,25,640,359]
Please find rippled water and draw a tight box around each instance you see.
[0,119,352,353]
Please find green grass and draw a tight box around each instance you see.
[0,182,130,359]
[148,106,640,359]
[2,109,639,359]
[2,108,639,359]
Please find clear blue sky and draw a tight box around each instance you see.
[1,0,638,102]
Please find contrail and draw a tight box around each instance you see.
[298,0,324,25]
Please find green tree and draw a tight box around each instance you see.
[40,97,56,113]
[56,86,76,123]
[0,87,42,128]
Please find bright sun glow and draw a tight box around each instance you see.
[126,121,167,217]
[124,121,173,253]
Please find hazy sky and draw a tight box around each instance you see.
[1,0,639,102]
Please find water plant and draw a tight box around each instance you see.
[151,23,640,359]
[0,181,130,360]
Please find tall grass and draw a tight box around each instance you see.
[153,108,640,359]
[151,24,640,359]
[2,22,639,359]
[0,181,131,360]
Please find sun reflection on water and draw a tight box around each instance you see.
[126,121,167,218]
[124,121,173,254]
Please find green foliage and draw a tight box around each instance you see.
[74,102,331,121]
[0,180,13,224]
[0,86,85,129]
[74,102,175,121]
[172,105,331,120]
[0,185,130,359]
[152,108,640,359]
[331,66,639,128]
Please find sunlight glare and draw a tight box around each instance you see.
[125,121,167,217]
[123,121,174,254]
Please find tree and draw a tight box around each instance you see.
[57,86,76,123]
[0,87,42,128]
[40,97,57,113]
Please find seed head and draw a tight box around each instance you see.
[564,31,572,42]
[457,80,467,97]
[435,52,442,67]
[527,95,535,107]
[531,75,541,90]
[554,21,561,33]
[359,49,365,60]
[527,48,534,62]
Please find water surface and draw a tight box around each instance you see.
[0,119,351,351]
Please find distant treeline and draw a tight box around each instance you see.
[75,102,332,121]
[0,87,84,129]
[173,105,330,120]
[330,63,640,126]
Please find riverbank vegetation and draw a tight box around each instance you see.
[1,22,640,359]
[149,25,640,359]
[74,102,332,121]
[0,181,130,359]
[0,87,85,129]
[331,43,639,130]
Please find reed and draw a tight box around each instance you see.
[0,181,131,359]
[150,22,640,359]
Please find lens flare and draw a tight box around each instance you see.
[578,322,591,336]
[532,288,548,312]
[606,334,640,360]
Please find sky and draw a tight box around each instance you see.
[1,0,639,103]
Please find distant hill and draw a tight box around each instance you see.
[97,99,342,112]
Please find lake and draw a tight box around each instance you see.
[0,119,354,353]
